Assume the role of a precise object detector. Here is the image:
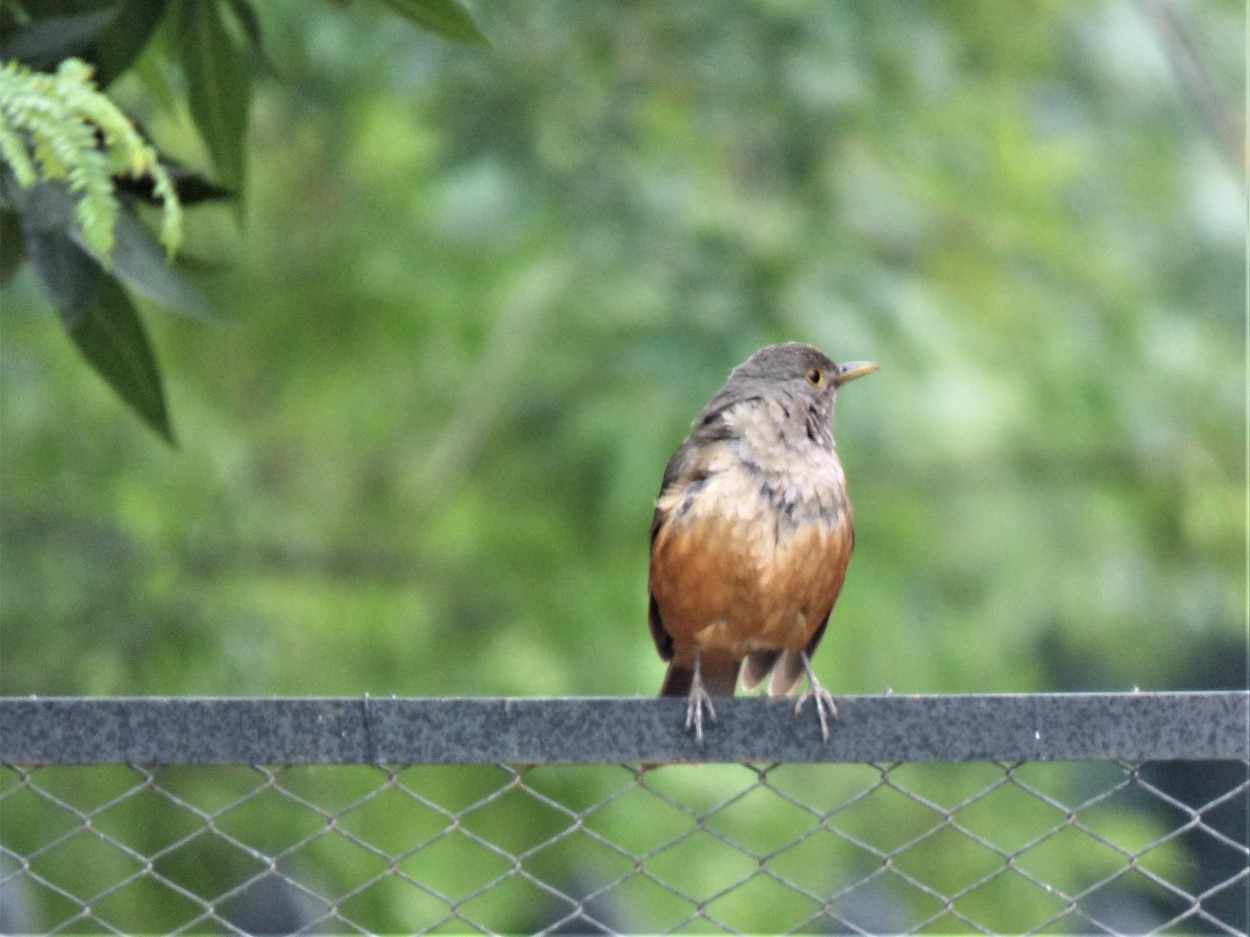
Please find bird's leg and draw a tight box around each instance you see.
[794,652,838,744]
[684,650,717,745]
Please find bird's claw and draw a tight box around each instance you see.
[795,656,838,744]
[685,675,717,745]
[794,686,836,743]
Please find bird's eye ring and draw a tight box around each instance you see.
[805,367,824,386]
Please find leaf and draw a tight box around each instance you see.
[0,59,185,258]
[60,274,176,444]
[5,170,184,443]
[127,28,182,113]
[20,220,102,322]
[93,0,173,87]
[0,209,24,286]
[175,0,250,190]
[224,0,265,56]
[0,11,112,71]
[6,175,214,319]
[115,160,234,207]
[379,0,489,46]
[91,207,215,319]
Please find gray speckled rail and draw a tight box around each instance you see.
[1,692,1245,765]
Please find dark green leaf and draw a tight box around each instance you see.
[4,175,216,319]
[116,162,235,207]
[20,223,102,322]
[224,0,265,56]
[92,209,216,319]
[0,11,112,70]
[379,0,489,46]
[0,209,26,287]
[222,0,279,77]
[175,0,251,190]
[93,0,172,87]
[2,171,71,230]
[61,275,176,444]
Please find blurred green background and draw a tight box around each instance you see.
[0,0,1245,932]
[2,0,1242,701]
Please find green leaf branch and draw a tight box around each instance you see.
[0,0,487,445]
[0,57,182,262]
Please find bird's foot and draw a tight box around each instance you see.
[685,672,717,745]
[794,654,838,744]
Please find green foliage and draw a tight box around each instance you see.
[174,0,251,192]
[0,56,181,259]
[0,0,486,442]
[381,0,490,46]
[63,275,175,443]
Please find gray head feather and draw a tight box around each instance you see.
[699,343,839,430]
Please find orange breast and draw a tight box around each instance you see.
[650,484,853,672]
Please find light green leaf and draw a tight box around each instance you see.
[0,59,185,259]
[60,274,176,444]
[380,0,489,46]
[175,0,250,190]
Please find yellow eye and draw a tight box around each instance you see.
[805,367,824,386]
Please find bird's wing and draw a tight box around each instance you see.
[647,437,702,661]
[646,401,737,662]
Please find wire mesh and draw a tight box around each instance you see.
[2,757,1247,935]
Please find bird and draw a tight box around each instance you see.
[647,342,877,744]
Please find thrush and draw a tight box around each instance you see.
[647,343,876,743]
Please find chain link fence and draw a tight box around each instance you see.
[2,693,1247,935]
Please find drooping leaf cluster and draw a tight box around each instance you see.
[0,56,180,259]
[0,0,486,442]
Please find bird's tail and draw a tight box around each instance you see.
[742,650,807,696]
[659,661,740,697]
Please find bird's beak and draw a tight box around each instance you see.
[834,361,879,386]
